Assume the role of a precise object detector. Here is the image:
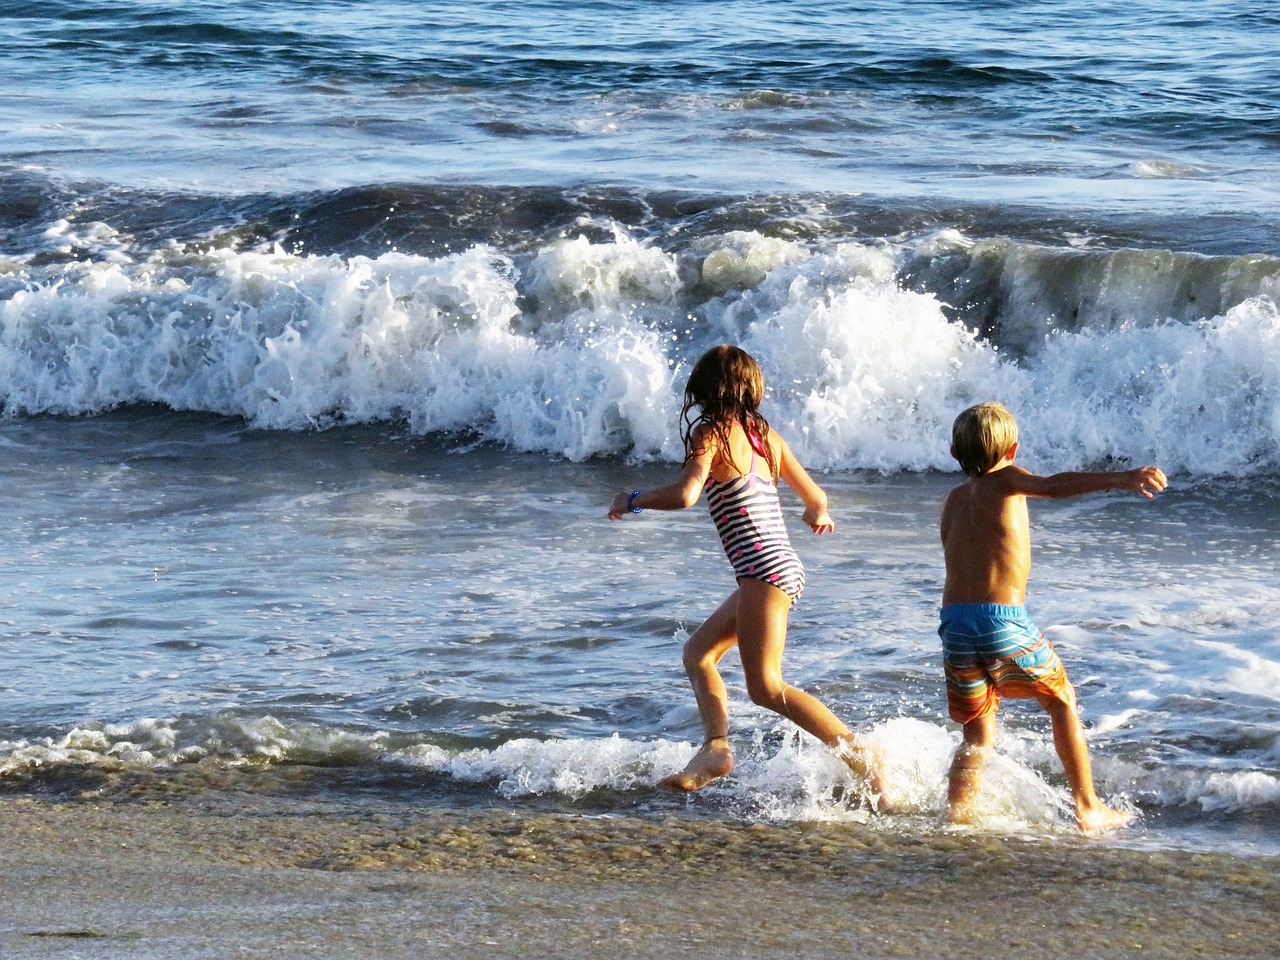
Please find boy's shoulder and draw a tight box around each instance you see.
[947,464,1030,487]
[943,467,1034,512]
[973,464,1036,494]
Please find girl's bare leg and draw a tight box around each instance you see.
[734,580,886,799]
[660,592,741,791]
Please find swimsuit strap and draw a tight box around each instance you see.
[746,428,769,481]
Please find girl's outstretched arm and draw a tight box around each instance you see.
[608,435,715,520]
[776,434,835,534]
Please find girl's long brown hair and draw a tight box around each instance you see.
[679,344,778,480]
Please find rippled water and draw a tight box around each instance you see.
[2,0,1276,222]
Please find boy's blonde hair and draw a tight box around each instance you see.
[952,402,1019,477]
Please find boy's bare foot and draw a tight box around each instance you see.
[1077,804,1133,833]
[946,742,990,825]
[660,736,733,791]
[946,800,979,825]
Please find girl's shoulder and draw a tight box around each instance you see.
[687,420,720,455]
[747,421,781,457]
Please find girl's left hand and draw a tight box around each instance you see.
[803,506,835,534]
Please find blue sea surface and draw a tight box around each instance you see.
[2,0,1276,222]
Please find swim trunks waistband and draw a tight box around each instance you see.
[939,602,1027,619]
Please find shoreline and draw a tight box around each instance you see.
[2,796,1277,959]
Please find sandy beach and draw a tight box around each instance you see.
[2,793,1276,960]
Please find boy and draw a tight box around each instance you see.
[939,402,1166,832]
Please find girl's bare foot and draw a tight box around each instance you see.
[836,736,891,812]
[660,736,733,791]
[1077,804,1133,833]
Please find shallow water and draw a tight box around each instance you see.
[0,412,1275,856]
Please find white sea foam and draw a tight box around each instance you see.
[0,714,927,813]
[1134,763,1280,816]
[1195,770,1280,812]
[3,711,1275,836]
[0,715,392,774]
[1127,159,1211,180]
[1194,640,1280,702]
[438,733,683,798]
[3,229,1280,474]
[695,229,810,294]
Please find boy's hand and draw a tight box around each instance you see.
[803,505,835,534]
[1126,466,1168,498]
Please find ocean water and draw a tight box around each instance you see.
[0,0,1278,858]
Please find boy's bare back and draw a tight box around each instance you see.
[941,457,1167,608]
[941,466,1033,607]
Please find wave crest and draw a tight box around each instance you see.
[4,224,1280,474]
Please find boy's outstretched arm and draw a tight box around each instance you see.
[1001,465,1167,500]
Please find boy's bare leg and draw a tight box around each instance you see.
[1038,694,1132,832]
[660,593,739,791]
[948,714,995,823]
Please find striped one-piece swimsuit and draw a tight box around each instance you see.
[706,451,806,605]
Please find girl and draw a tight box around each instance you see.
[609,344,881,797]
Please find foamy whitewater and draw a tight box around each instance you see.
[1,0,1278,858]
[4,222,1280,474]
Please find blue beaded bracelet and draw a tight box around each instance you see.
[626,489,643,513]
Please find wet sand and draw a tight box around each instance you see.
[2,796,1277,960]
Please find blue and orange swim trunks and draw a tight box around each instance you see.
[938,603,1076,724]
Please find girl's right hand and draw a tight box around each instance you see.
[608,491,631,520]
